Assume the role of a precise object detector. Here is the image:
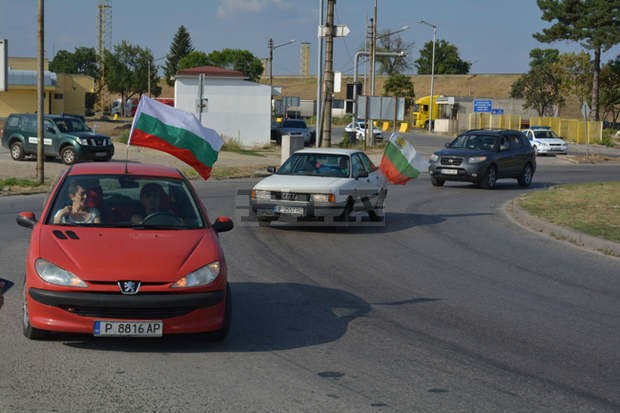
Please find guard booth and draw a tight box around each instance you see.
[434,96,473,133]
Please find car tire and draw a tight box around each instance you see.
[518,163,534,187]
[206,284,232,342]
[23,286,48,340]
[480,165,497,189]
[431,176,445,187]
[60,146,78,165]
[10,141,25,161]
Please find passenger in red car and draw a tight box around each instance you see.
[53,181,102,224]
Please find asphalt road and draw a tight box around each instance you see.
[0,152,618,412]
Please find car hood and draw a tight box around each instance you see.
[36,226,220,282]
[534,137,566,145]
[68,132,110,141]
[435,148,491,157]
[254,174,345,193]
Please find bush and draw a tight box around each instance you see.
[116,130,129,144]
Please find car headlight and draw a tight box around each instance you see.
[430,154,439,162]
[311,193,335,203]
[76,138,89,145]
[171,261,220,288]
[468,156,488,163]
[35,258,87,287]
[251,189,271,200]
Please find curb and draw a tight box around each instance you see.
[502,199,620,259]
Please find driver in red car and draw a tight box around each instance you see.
[131,182,169,224]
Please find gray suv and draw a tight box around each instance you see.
[428,129,536,189]
[1,114,114,165]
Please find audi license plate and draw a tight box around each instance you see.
[441,168,458,175]
[274,205,304,216]
[94,320,163,337]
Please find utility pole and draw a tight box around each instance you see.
[314,0,324,147]
[320,0,335,147]
[36,0,44,184]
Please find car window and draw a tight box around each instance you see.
[46,174,204,228]
[23,117,37,133]
[282,120,306,128]
[351,154,365,177]
[277,153,350,178]
[508,135,522,148]
[6,116,19,128]
[357,152,377,172]
[450,134,497,150]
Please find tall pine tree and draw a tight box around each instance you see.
[164,26,194,86]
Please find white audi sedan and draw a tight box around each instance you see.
[250,148,387,225]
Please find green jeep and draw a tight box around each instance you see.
[1,113,114,165]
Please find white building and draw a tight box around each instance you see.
[174,66,271,147]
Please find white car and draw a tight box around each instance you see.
[521,127,568,155]
[250,148,387,225]
[344,120,383,141]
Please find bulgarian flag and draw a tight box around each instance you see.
[379,133,429,185]
[129,95,223,179]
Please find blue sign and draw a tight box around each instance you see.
[491,108,504,115]
[474,99,492,112]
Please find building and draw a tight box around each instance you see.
[0,57,94,118]
[174,66,271,147]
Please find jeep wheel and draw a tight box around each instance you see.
[481,165,497,189]
[518,163,534,187]
[431,176,445,187]
[10,142,25,161]
[60,147,78,165]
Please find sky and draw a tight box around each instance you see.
[1,0,618,76]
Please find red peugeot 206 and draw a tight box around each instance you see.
[17,162,233,340]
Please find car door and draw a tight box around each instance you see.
[351,153,383,208]
[502,134,525,177]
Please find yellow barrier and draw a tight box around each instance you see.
[399,122,409,133]
[373,120,379,128]
[382,121,390,132]
[530,117,603,143]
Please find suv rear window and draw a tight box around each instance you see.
[282,120,307,128]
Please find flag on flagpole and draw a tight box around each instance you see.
[128,95,224,180]
[379,133,429,185]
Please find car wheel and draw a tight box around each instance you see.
[10,141,25,161]
[481,165,497,189]
[431,176,445,187]
[257,217,275,227]
[23,285,48,340]
[60,146,78,165]
[206,284,232,342]
[518,163,534,187]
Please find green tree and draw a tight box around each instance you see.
[376,31,414,75]
[49,47,99,79]
[556,51,592,111]
[178,51,210,70]
[534,0,620,121]
[599,55,620,122]
[104,41,159,116]
[164,25,194,86]
[206,49,264,81]
[415,39,471,74]
[510,48,564,116]
[383,73,415,111]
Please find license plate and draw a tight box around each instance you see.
[274,205,304,216]
[94,320,163,337]
[95,152,108,157]
[441,168,458,175]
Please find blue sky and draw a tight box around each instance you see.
[1,0,618,76]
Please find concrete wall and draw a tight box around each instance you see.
[175,76,271,147]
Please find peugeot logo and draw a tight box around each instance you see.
[118,280,141,295]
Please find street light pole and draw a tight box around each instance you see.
[267,38,295,117]
[418,19,437,132]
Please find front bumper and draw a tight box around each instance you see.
[251,199,347,219]
[77,144,115,160]
[428,162,487,182]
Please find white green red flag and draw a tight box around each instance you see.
[128,95,223,180]
[379,133,428,185]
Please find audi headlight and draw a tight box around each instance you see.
[311,194,335,203]
[251,189,271,200]
[171,261,220,288]
[35,258,87,287]
[468,156,488,164]
[430,154,439,162]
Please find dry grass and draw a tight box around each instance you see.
[518,182,620,242]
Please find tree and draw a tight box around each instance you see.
[383,73,415,111]
[164,25,194,86]
[178,51,210,70]
[104,41,159,116]
[534,0,620,121]
[599,55,620,122]
[510,48,564,116]
[415,39,471,74]
[376,31,414,75]
[556,51,592,111]
[49,47,99,79]
[206,49,264,81]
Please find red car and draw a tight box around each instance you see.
[17,162,233,340]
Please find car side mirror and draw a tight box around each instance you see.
[266,166,276,174]
[17,211,37,229]
[212,216,234,233]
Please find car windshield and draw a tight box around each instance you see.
[52,117,90,133]
[533,130,559,139]
[449,134,498,150]
[282,120,306,128]
[46,174,204,229]
[277,153,351,178]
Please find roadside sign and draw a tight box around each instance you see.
[474,99,492,112]
[491,108,504,115]
[581,102,590,120]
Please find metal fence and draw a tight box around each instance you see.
[467,113,522,131]
[529,117,603,144]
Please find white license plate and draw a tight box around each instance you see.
[94,320,163,337]
[274,205,304,215]
[95,152,108,157]
[441,168,458,175]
